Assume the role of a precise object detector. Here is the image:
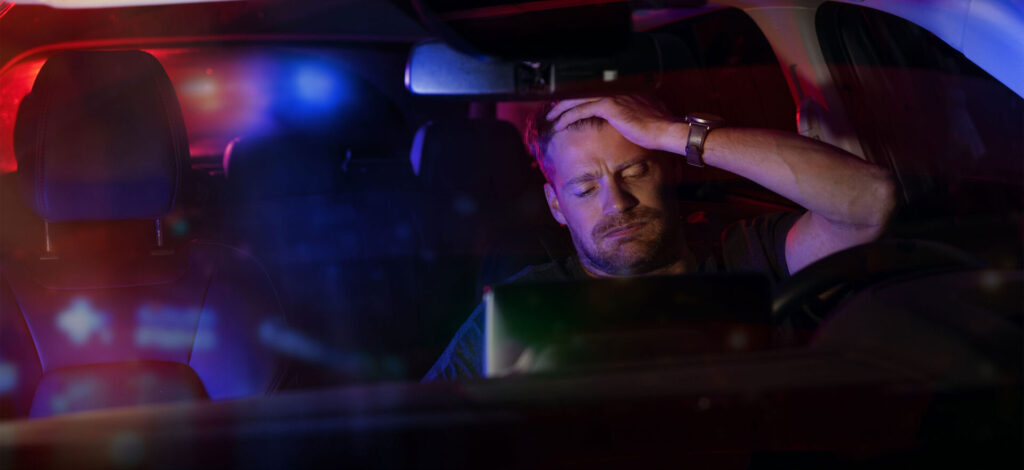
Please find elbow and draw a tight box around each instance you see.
[864,169,897,232]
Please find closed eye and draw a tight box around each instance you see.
[573,186,596,198]
[621,162,648,178]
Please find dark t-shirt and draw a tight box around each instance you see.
[422,211,803,382]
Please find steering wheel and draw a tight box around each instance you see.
[771,239,986,331]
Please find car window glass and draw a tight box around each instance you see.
[650,7,795,133]
[0,58,46,174]
[499,7,799,211]
[817,2,1023,268]
[155,46,413,160]
[817,3,1023,219]
[498,8,796,148]
[0,44,436,174]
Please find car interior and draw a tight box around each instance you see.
[0,0,1020,468]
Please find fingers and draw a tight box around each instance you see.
[551,99,610,132]
[546,97,602,122]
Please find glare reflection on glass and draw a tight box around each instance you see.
[181,76,220,112]
[49,377,102,414]
[134,304,216,351]
[258,318,328,363]
[0,361,17,393]
[979,270,1004,292]
[258,318,395,377]
[56,298,113,346]
[282,61,350,122]
[294,64,338,104]
[109,431,145,467]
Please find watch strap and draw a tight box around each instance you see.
[682,113,724,167]
[684,119,711,168]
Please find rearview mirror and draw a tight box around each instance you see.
[405,33,692,99]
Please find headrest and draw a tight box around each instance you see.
[14,50,187,222]
[410,119,535,199]
[224,134,346,199]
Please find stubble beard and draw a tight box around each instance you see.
[572,206,680,277]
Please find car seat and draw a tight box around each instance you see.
[409,118,567,372]
[0,50,286,419]
[223,132,424,385]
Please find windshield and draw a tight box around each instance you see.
[0,1,1020,468]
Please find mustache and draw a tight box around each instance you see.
[592,206,663,239]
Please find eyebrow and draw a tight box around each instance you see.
[614,158,647,172]
[564,172,600,189]
[561,158,648,189]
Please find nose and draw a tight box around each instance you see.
[600,179,638,214]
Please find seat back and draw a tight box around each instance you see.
[409,118,561,371]
[224,133,424,384]
[411,118,548,255]
[0,50,285,419]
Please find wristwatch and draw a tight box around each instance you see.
[683,112,725,167]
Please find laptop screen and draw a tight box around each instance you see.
[485,273,773,378]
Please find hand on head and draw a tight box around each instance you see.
[546,96,681,152]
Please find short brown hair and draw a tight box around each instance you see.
[524,101,606,183]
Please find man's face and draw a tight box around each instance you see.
[543,122,681,276]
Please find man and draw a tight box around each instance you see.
[424,96,896,381]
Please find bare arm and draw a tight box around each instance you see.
[549,96,898,273]
[678,127,895,272]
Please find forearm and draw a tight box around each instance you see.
[664,125,896,228]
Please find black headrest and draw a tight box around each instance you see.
[224,134,346,199]
[14,50,187,222]
[410,118,535,199]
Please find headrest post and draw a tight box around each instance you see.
[44,222,52,252]
[151,218,174,256]
[40,222,58,260]
[155,219,164,248]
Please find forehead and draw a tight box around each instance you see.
[546,124,653,182]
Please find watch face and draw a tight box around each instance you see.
[687,112,725,126]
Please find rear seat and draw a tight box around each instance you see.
[223,133,424,384]
[223,118,564,382]
[1,50,286,419]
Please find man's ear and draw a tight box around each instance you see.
[543,183,567,226]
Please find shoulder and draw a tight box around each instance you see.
[715,211,804,284]
[421,302,487,382]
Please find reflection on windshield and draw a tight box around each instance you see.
[0,361,16,394]
[259,318,406,379]
[56,298,113,346]
[135,304,215,352]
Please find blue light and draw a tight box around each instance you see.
[258,318,377,377]
[285,62,353,122]
[294,65,338,104]
[49,377,102,414]
[0,361,16,393]
[134,304,216,352]
[56,298,113,346]
[258,318,331,363]
[271,61,353,128]
[267,59,361,129]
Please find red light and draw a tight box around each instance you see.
[0,58,45,174]
[0,3,15,20]
[686,211,709,224]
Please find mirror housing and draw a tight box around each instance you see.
[405,33,691,99]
